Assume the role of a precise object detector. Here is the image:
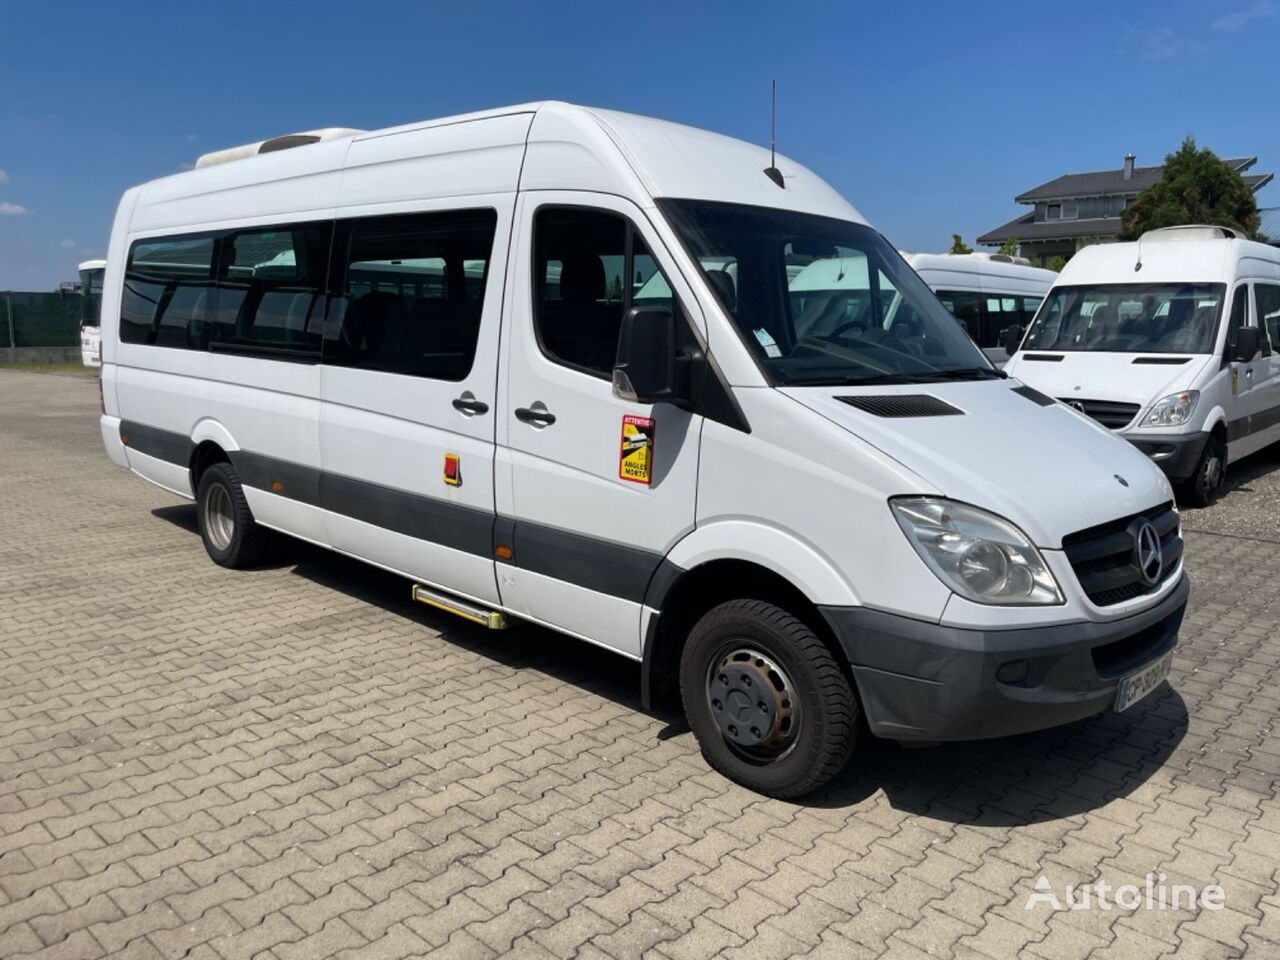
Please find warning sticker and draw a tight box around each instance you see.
[619,415,655,485]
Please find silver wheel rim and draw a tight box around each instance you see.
[203,483,235,551]
[706,646,801,764]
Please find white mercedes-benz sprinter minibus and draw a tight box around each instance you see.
[78,259,107,368]
[98,103,1188,796]
[904,253,1055,366]
[1006,226,1280,507]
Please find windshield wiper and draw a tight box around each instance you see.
[910,367,1006,381]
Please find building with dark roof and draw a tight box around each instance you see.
[978,154,1273,265]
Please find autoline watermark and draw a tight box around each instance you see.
[1026,874,1226,912]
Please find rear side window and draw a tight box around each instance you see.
[1254,283,1280,357]
[121,236,215,347]
[208,224,329,356]
[327,209,498,380]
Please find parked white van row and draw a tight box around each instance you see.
[79,259,106,368]
[1006,226,1280,506]
[99,102,1187,797]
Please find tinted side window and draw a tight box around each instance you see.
[121,235,215,347]
[1254,283,1280,357]
[935,290,981,342]
[1226,285,1248,355]
[326,209,497,380]
[534,208,628,377]
[208,224,329,356]
[979,295,1020,349]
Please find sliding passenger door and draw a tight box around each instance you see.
[317,200,511,606]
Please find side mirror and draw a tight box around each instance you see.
[613,307,677,404]
[1002,324,1025,356]
[1230,326,1260,363]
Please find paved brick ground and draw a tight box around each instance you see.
[1,367,1278,960]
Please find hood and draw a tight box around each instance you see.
[1004,352,1212,409]
[782,379,1173,548]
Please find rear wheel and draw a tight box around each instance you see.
[196,462,268,568]
[1179,433,1226,508]
[680,599,858,798]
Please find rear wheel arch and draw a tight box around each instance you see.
[189,440,230,495]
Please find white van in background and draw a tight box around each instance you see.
[98,103,1187,797]
[78,259,106,367]
[1006,226,1280,506]
[903,253,1056,365]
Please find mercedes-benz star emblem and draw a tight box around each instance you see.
[1069,400,1086,413]
[1133,520,1163,586]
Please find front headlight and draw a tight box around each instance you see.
[890,498,1063,605]
[1143,390,1198,427]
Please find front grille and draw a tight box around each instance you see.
[1057,398,1141,429]
[834,394,963,418]
[1062,503,1182,607]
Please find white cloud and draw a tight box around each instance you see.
[59,239,77,250]
[1213,1,1275,30]
[0,201,31,216]
[0,169,8,185]
[1129,26,1183,60]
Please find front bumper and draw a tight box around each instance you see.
[820,573,1188,741]
[1125,431,1208,481]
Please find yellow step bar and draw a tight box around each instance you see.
[411,583,507,630]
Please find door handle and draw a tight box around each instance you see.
[452,393,489,416]
[514,403,556,426]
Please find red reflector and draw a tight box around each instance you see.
[443,453,461,486]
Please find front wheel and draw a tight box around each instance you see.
[680,599,859,798]
[1178,433,1226,508]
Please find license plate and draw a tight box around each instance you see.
[1115,651,1173,712]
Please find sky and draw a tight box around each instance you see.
[1,0,1277,289]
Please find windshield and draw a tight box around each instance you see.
[659,200,993,385]
[1022,283,1225,354]
[79,268,104,328]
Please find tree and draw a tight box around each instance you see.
[949,234,973,255]
[997,236,1019,257]
[1046,256,1067,273]
[1120,136,1261,240]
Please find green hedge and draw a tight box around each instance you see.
[3,292,83,347]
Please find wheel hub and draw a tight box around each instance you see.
[708,649,795,749]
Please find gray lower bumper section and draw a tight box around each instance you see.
[820,575,1189,741]
[1127,431,1208,481]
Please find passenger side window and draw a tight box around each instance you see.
[533,207,684,378]
[1254,283,1280,358]
[328,209,498,380]
[208,224,329,356]
[1225,286,1249,356]
[120,235,215,347]
[935,290,982,343]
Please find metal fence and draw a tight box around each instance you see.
[2,291,83,348]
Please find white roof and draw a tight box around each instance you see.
[127,102,866,234]
[77,259,107,271]
[1057,225,1280,286]
[903,252,1057,286]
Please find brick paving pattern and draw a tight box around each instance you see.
[1,368,1278,959]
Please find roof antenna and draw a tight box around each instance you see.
[1134,232,1144,272]
[763,80,785,189]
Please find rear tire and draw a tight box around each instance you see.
[680,599,858,798]
[196,462,268,568]
[1178,433,1226,508]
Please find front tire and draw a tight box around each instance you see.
[196,462,268,568]
[680,599,858,798]
[1179,433,1226,508]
